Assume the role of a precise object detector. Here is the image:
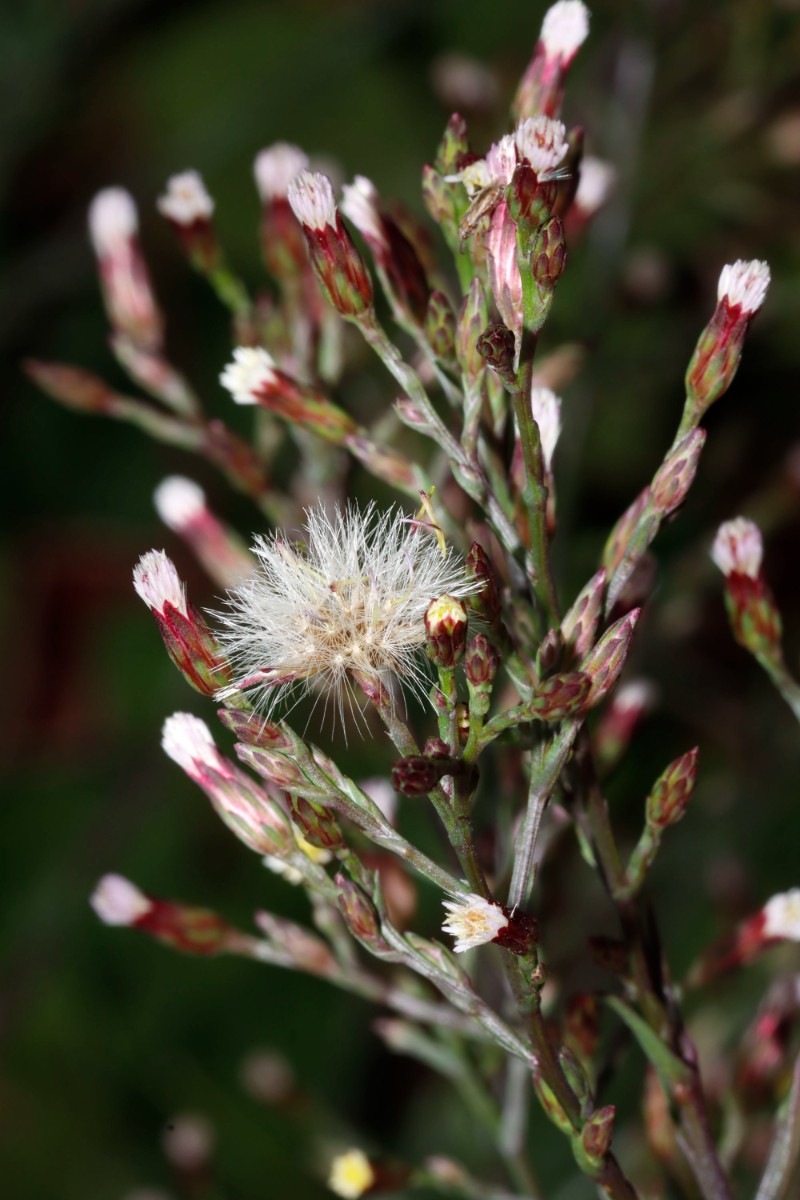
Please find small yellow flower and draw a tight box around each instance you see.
[328,1149,375,1199]
[293,827,333,866]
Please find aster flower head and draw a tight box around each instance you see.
[154,475,206,532]
[88,187,138,257]
[133,549,188,617]
[287,169,338,232]
[711,517,763,579]
[515,116,569,179]
[762,889,800,941]
[442,893,509,953]
[157,170,215,226]
[91,873,152,926]
[253,142,309,201]
[219,346,281,405]
[717,259,770,317]
[540,1,590,62]
[214,503,475,726]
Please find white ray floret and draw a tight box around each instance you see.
[253,142,309,201]
[133,549,188,615]
[717,259,770,315]
[91,873,152,925]
[540,1,590,60]
[157,170,215,225]
[220,346,281,404]
[341,175,384,245]
[287,169,338,232]
[515,116,569,178]
[213,502,475,725]
[442,892,509,953]
[711,517,763,579]
[161,712,221,776]
[762,889,800,941]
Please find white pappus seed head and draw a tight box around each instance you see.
[91,873,152,925]
[762,889,800,941]
[529,386,562,470]
[133,549,188,616]
[287,169,338,231]
[442,893,509,953]
[154,475,206,531]
[157,170,215,225]
[213,503,475,727]
[340,175,385,246]
[219,346,280,404]
[711,517,763,579]
[253,142,309,201]
[717,259,770,315]
[88,187,139,257]
[540,1,590,61]
[515,116,569,178]
[161,712,221,776]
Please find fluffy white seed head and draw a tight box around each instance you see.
[711,517,763,578]
[154,476,206,532]
[762,889,800,941]
[88,187,139,257]
[717,259,770,315]
[540,1,590,60]
[213,503,475,727]
[253,142,309,201]
[161,712,220,776]
[442,893,509,953]
[530,386,562,470]
[133,549,188,616]
[515,116,569,178]
[157,170,215,224]
[340,175,384,245]
[328,1150,375,1200]
[575,156,616,215]
[287,169,338,232]
[219,346,280,405]
[91,873,151,925]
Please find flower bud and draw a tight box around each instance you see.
[465,542,503,625]
[391,753,458,797]
[335,873,390,952]
[579,609,641,709]
[217,708,294,751]
[514,1,590,120]
[646,748,699,829]
[560,569,606,663]
[529,216,567,319]
[711,518,782,662]
[476,321,517,387]
[579,1105,616,1169]
[88,187,163,349]
[464,634,499,688]
[287,170,373,318]
[531,670,591,720]
[592,679,657,772]
[456,279,490,383]
[291,796,345,852]
[650,430,706,516]
[434,112,473,174]
[424,289,458,365]
[157,170,218,271]
[425,595,468,668]
[253,141,311,279]
[532,1068,574,1135]
[91,874,237,956]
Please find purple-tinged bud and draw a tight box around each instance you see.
[580,1106,616,1169]
[291,796,345,852]
[711,518,782,660]
[684,259,770,426]
[456,279,490,382]
[216,708,294,752]
[133,551,230,696]
[91,874,238,956]
[476,322,517,387]
[335,873,389,951]
[23,360,113,414]
[465,634,500,688]
[646,748,699,829]
[423,737,450,758]
[465,542,503,625]
[254,910,336,974]
[253,141,310,279]
[650,429,706,517]
[425,595,468,668]
[561,569,606,664]
[236,743,311,791]
[88,187,163,349]
[536,626,563,675]
[514,2,590,120]
[530,215,567,291]
[391,753,459,797]
[531,670,591,720]
[287,170,373,318]
[579,609,641,709]
[157,170,218,270]
[424,289,458,365]
[434,112,473,174]
[603,488,653,577]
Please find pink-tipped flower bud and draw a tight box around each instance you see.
[425,594,468,668]
[465,633,500,689]
[651,429,706,516]
[465,542,503,626]
[88,187,163,349]
[476,322,517,387]
[154,476,255,589]
[711,518,782,661]
[91,873,153,926]
[91,873,236,956]
[157,170,218,270]
[560,569,606,663]
[711,516,763,579]
[133,550,230,695]
[579,608,641,709]
[593,678,657,771]
[684,259,770,424]
[220,346,357,442]
[646,747,699,829]
[287,170,373,318]
[530,670,591,721]
[514,1,590,119]
[253,141,310,278]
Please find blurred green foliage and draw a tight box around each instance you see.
[3,0,800,1197]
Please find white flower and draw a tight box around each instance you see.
[91,873,151,925]
[219,346,280,404]
[442,893,508,953]
[328,1150,375,1199]
[717,259,770,316]
[762,889,800,941]
[540,1,590,61]
[451,133,517,197]
[711,517,763,579]
[515,116,569,178]
[213,503,474,724]
[88,187,138,257]
[530,386,562,470]
[287,169,338,232]
[133,549,188,616]
[253,141,309,201]
[154,476,206,532]
[575,157,616,215]
[341,175,385,246]
[157,170,214,225]
[161,712,223,778]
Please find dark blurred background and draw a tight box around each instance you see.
[3,1,800,1197]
